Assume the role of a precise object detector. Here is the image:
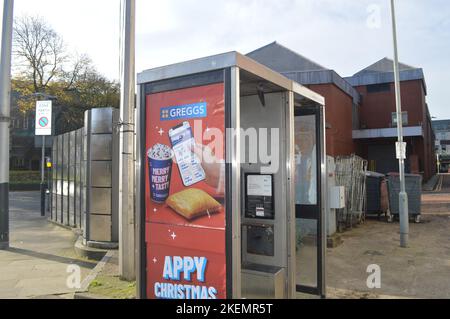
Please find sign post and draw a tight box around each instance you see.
[35,100,52,217]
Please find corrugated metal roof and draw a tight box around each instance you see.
[347,57,427,94]
[247,41,328,73]
[247,42,361,104]
[353,57,416,76]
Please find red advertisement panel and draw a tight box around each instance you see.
[146,223,226,299]
[145,83,226,299]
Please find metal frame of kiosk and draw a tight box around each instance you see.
[136,52,327,299]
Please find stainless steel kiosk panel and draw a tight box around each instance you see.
[75,129,83,229]
[51,138,58,221]
[69,131,76,227]
[62,133,69,226]
[82,108,119,244]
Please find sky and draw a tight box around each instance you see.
[7,0,450,119]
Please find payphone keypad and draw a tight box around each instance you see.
[246,225,275,257]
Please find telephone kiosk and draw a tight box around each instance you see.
[136,51,327,299]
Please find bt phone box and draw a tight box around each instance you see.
[169,122,206,187]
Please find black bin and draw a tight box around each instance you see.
[365,171,385,216]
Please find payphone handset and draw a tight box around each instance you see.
[169,121,206,187]
[244,174,275,220]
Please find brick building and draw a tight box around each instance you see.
[9,92,41,171]
[248,42,359,158]
[346,58,436,181]
[248,42,436,181]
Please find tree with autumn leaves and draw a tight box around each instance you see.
[12,15,119,134]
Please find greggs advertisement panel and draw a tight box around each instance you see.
[145,83,227,299]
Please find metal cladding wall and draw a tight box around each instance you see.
[51,129,84,229]
[50,107,119,244]
[85,108,119,243]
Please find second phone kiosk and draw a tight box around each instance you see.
[136,51,327,299]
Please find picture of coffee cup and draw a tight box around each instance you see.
[148,144,174,203]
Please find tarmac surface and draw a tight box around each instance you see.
[327,175,450,299]
[0,192,96,299]
[2,183,450,299]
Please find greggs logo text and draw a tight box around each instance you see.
[154,256,218,299]
[160,102,207,121]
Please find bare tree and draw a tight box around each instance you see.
[11,15,120,132]
[13,16,67,92]
[62,53,93,90]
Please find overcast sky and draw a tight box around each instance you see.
[9,0,450,119]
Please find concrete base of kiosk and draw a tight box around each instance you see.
[242,264,286,299]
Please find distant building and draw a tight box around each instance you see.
[9,105,41,171]
[9,93,52,171]
[248,42,360,158]
[433,119,450,155]
[248,42,436,181]
[346,58,436,181]
[432,119,450,173]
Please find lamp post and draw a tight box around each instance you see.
[390,0,409,248]
[118,0,136,280]
[0,0,14,251]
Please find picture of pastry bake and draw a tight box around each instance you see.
[166,188,222,221]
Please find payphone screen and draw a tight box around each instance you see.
[245,174,274,220]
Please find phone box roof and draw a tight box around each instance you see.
[137,51,324,106]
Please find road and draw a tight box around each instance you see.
[422,174,450,215]
[434,173,450,193]
[0,192,96,299]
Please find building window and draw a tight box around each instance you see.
[367,83,391,93]
[392,112,408,127]
[13,157,25,169]
[14,118,21,129]
[23,116,29,129]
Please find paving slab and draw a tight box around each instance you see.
[0,192,98,299]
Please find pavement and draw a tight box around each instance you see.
[327,215,450,299]
[0,192,97,299]
[3,181,450,300]
[327,175,450,299]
